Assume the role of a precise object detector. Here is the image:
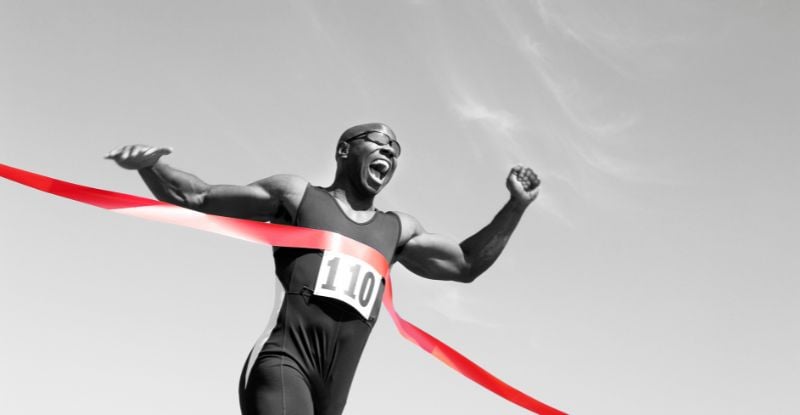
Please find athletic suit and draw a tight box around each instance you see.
[239,185,401,415]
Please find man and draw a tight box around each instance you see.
[106,122,540,415]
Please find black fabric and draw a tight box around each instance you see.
[239,185,400,415]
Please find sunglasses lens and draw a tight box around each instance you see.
[364,132,389,144]
[365,132,401,156]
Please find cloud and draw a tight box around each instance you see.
[533,0,635,77]
[454,97,518,138]
[519,35,638,139]
[532,0,697,77]
[448,83,582,226]
[516,36,673,188]
[449,83,529,162]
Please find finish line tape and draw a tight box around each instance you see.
[0,163,566,415]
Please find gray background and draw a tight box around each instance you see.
[1,1,798,414]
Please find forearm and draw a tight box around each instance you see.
[458,198,528,281]
[138,161,210,209]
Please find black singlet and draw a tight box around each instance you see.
[239,185,401,415]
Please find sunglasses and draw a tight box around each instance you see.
[345,131,401,157]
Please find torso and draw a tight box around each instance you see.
[246,184,401,411]
[272,184,400,314]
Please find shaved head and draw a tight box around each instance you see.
[338,122,397,144]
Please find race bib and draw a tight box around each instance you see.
[313,250,385,320]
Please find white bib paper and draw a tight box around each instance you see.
[313,250,384,320]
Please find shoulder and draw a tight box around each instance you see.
[249,174,306,193]
[388,210,425,248]
[249,174,308,211]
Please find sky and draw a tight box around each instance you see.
[1,1,798,414]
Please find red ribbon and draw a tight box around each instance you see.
[1,163,567,415]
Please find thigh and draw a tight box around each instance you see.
[239,356,314,415]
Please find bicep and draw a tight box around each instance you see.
[201,175,305,221]
[201,184,276,220]
[395,218,469,281]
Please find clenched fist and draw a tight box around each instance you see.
[105,144,172,170]
[506,165,540,206]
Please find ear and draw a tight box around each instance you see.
[336,141,350,159]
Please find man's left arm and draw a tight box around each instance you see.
[395,165,540,283]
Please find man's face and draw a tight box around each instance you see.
[344,134,399,195]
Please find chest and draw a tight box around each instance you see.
[295,187,400,263]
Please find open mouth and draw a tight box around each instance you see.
[367,159,391,184]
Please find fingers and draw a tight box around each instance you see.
[135,145,151,159]
[511,165,540,192]
[105,144,137,160]
[104,144,172,169]
[105,146,125,159]
[507,165,523,183]
[508,165,524,181]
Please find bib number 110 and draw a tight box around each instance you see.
[313,251,383,320]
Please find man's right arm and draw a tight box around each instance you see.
[107,144,306,221]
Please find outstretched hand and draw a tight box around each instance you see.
[506,165,540,206]
[105,144,172,170]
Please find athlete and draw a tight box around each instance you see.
[106,122,540,415]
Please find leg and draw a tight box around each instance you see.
[239,356,314,415]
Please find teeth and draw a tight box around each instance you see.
[371,159,390,174]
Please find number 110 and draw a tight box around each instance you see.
[321,257,377,307]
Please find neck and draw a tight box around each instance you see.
[325,177,375,211]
